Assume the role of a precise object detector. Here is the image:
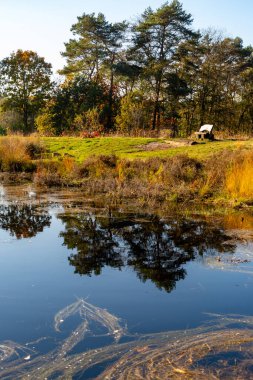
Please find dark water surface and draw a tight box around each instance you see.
[0,185,253,378]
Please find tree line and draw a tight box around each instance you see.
[0,0,253,136]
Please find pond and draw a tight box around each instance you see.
[0,185,253,379]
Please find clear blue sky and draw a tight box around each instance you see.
[0,0,252,72]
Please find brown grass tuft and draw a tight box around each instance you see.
[0,135,41,172]
[225,150,253,199]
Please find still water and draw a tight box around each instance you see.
[0,186,253,378]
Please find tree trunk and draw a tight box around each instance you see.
[106,70,114,130]
[152,100,158,130]
[152,26,165,131]
[152,78,161,130]
[106,55,115,130]
[23,102,29,133]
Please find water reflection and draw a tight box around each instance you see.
[0,200,243,291]
[59,212,237,292]
[0,204,51,239]
[59,214,123,275]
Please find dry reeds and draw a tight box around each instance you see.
[0,300,253,380]
[0,135,43,172]
[225,150,253,199]
[33,154,204,202]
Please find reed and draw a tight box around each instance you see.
[0,135,42,172]
[225,150,253,199]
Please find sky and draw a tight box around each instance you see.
[0,0,252,73]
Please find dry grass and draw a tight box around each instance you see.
[198,148,253,203]
[32,149,253,205]
[0,135,42,172]
[225,150,253,199]
[78,154,117,178]
[33,160,62,186]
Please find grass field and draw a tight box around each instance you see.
[42,137,253,161]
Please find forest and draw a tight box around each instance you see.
[0,0,253,137]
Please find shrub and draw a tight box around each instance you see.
[25,141,45,159]
[167,155,202,183]
[74,107,104,135]
[33,160,62,186]
[35,111,56,136]
[0,108,23,134]
[116,91,152,133]
[78,155,117,178]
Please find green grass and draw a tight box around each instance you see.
[42,137,253,162]
[42,137,158,162]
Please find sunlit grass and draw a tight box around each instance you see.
[225,150,253,199]
[42,137,253,161]
[42,137,159,162]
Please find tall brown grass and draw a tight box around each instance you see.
[0,135,44,172]
[225,150,253,199]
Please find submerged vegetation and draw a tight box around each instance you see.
[0,299,253,379]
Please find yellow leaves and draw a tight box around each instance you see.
[21,51,31,62]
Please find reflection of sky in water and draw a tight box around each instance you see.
[0,189,252,377]
[0,207,252,335]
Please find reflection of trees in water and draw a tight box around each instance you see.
[59,212,236,292]
[0,204,51,239]
[121,217,188,292]
[122,217,236,292]
[59,214,123,275]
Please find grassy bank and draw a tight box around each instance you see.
[42,136,253,160]
[0,135,253,207]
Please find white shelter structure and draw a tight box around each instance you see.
[195,124,214,140]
